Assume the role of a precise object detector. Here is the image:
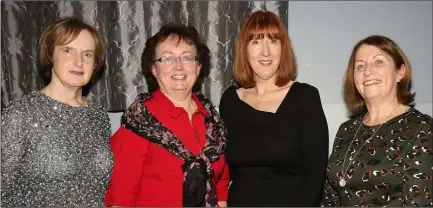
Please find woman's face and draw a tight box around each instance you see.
[51,30,96,89]
[353,44,405,103]
[247,36,282,82]
[151,35,201,95]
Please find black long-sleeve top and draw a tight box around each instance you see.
[220,82,329,207]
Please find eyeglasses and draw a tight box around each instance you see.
[154,55,198,65]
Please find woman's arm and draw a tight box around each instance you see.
[1,107,26,207]
[321,123,347,207]
[216,156,229,207]
[297,86,330,206]
[321,179,342,207]
[402,121,432,207]
[104,126,150,207]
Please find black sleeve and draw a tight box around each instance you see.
[296,85,330,206]
[219,86,234,122]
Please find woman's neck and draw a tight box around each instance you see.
[159,89,193,108]
[253,77,279,95]
[364,98,407,126]
[40,81,85,107]
[159,89,197,120]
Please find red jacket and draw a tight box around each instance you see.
[104,90,229,206]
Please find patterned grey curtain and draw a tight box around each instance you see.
[1,1,288,111]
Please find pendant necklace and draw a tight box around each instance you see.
[338,104,400,187]
[257,93,262,101]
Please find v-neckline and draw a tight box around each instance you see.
[234,82,297,115]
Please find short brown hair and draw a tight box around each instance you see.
[39,16,105,81]
[343,35,415,116]
[233,10,297,88]
[141,24,211,93]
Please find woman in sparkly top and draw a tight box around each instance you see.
[322,35,432,207]
[1,17,113,207]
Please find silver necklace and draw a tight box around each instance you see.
[257,93,262,101]
[338,104,400,187]
[253,88,263,101]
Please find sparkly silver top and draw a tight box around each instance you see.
[1,91,113,207]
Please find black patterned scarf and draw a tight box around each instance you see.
[121,92,228,207]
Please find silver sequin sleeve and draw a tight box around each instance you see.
[1,102,28,205]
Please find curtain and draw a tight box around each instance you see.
[1,1,288,111]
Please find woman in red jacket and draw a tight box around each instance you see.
[104,24,229,207]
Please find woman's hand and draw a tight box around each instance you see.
[218,201,227,207]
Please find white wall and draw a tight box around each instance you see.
[108,1,432,154]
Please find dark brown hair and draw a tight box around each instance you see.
[141,24,211,92]
[343,35,415,116]
[39,16,105,81]
[233,10,297,88]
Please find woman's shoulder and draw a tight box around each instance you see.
[223,84,241,95]
[220,84,241,103]
[1,92,41,126]
[291,81,320,94]
[405,108,432,126]
[87,101,110,121]
[337,116,362,132]
[398,108,432,147]
[2,92,40,113]
[218,85,243,116]
[124,92,152,109]
[86,98,108,112]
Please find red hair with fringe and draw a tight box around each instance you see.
[233,10,297,88]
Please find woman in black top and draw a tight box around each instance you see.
[219,11,329,207]
[321,35,432,207]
